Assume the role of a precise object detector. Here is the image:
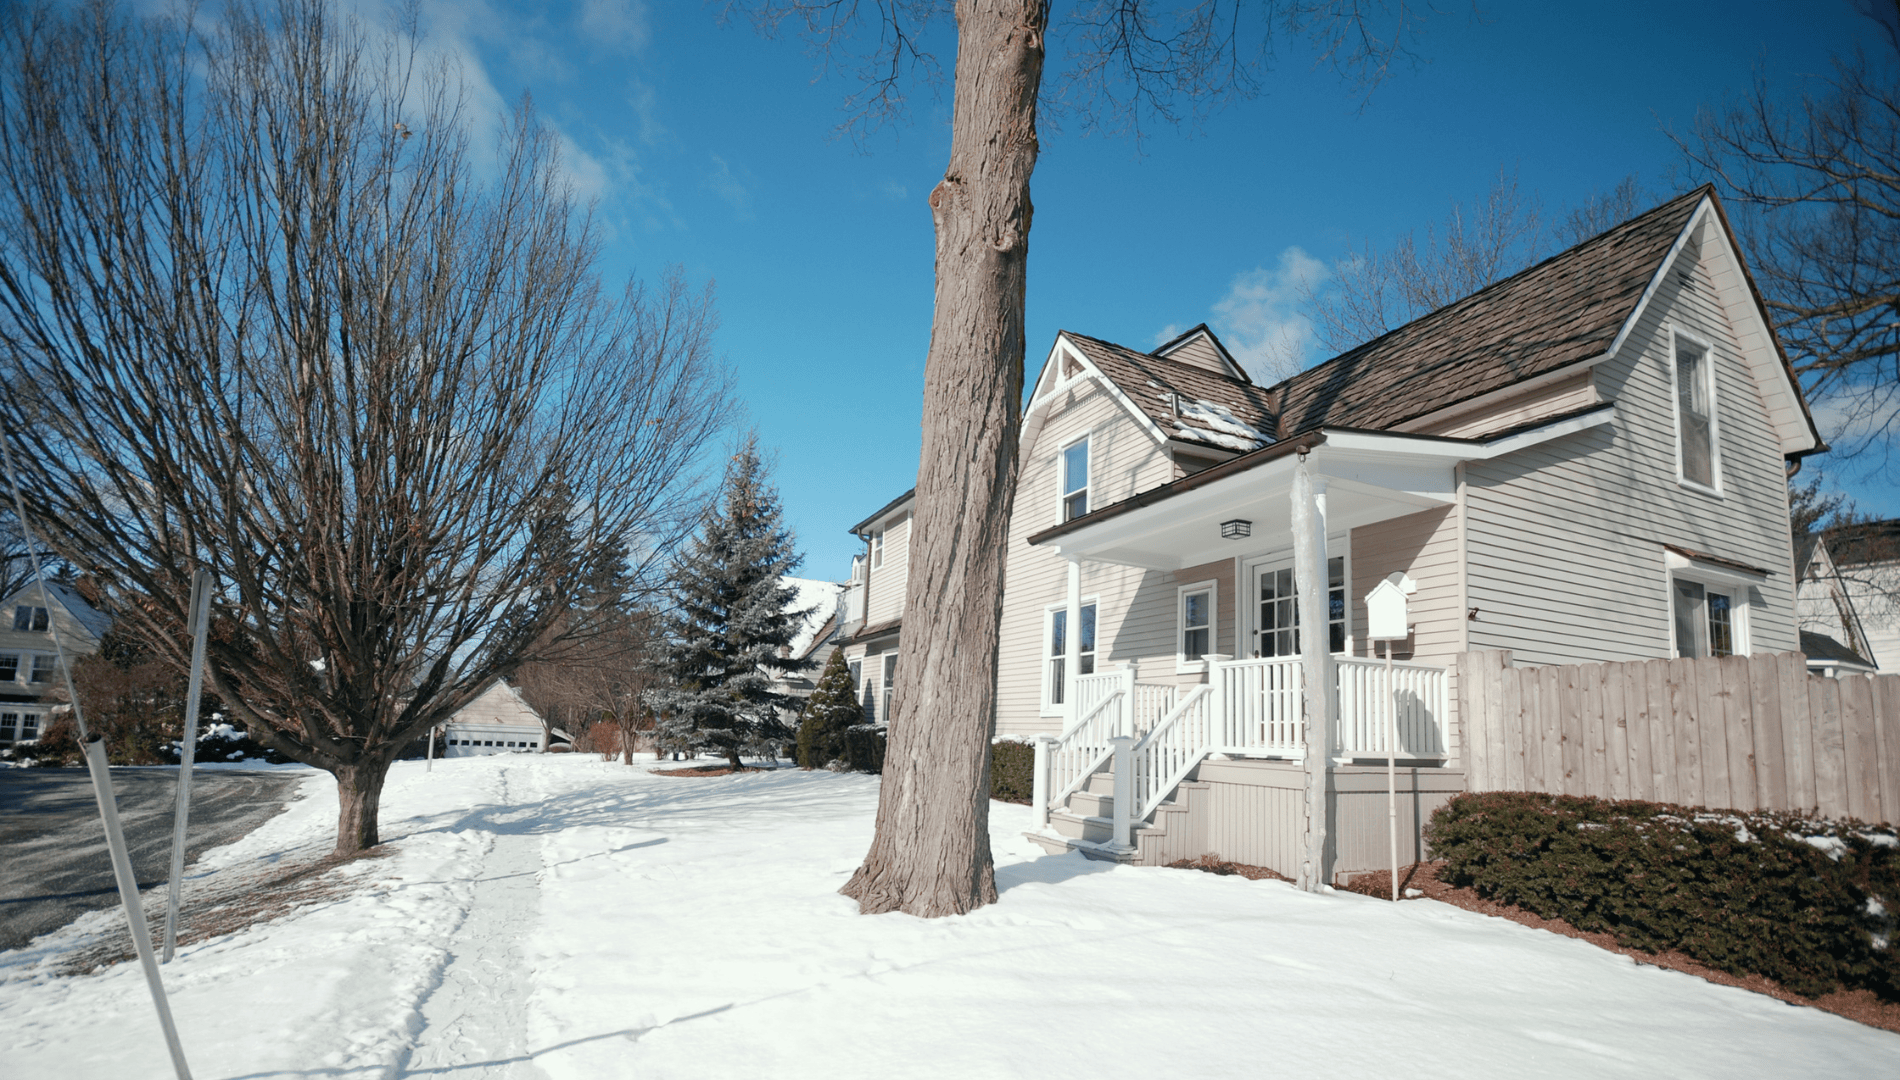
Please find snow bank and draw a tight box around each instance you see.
[2,757,1894,1078]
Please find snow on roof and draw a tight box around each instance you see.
[1167,394,1273,452]
[782,577,845,658]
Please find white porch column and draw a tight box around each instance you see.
[1064,556,1082,727]
[1032,736,1053,829]
[1292,455,1332,892]
[1109,734,1134,851]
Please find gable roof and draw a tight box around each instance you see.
[1272,188,1706,435]
[1825,519,1900,566]
[2,579,112,642]
[1060,332,1278,452]
[848,488,915,537]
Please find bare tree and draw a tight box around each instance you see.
[1677,0,1900,461]
[0,1,730,853]
[742,0,1428,917]
[515,607,662,766]
[1303,169,1648,355]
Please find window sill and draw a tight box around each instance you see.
[1176,658,1208,674]
[1676,477,1723,499]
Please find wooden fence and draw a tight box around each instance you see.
[1455,650,1900,824]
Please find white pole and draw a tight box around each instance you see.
[1387,641,1399,902]
[1,435,193,1078]
[163,569,213,963]
[1291,457,1331,892]
[427,725,436,772]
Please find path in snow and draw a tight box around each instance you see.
[399,768,550,1079]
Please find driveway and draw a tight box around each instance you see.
[0,767,304,952]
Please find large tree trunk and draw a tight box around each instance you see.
[841,0,1044,918]
[333,759,393,856]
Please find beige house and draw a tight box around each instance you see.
[0,580,110,746]
[852,187,1827,880]
[832,490,914,726]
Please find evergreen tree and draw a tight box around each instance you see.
[646,440,813,767]
[796,648,863,769]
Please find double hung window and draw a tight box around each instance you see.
[1178,582,1215,669]
[871,529,885,569]
[1061,437,1090,521]
[1673,333,1719,490]
[0,654,16,682]
[29,655,54,684]
[1046,602,1097,706]
[12,606,47,632]
[881,654,897,723]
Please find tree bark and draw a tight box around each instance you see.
[841,0,1044,918]
[333,759,393,856]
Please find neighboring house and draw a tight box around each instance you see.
[832,489,914,726]
[441,680,564,757]
[986,186,1821,871]
[776,576,848,702]
[1795,533,1880,676]
[1822,519,1900,673]
[0,580,110,747]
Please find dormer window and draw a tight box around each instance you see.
[872,528,885,569]
[1061,436,1090,521]
[12,606,48,632]
[1672,331,1719,491]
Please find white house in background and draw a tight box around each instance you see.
[775,576,847,702]
[441,680,562,757]
[1795,533,1880,676]
[987,186,1819,878]
[830,489,914,725]
[0,580,110,747]
[1816,519,1900,672]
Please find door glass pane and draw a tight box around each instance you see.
[1707,592,1733,658]
[1673,579,1706,658]
[1256,560,1347,656]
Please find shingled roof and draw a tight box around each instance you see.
[1270,187,1706,435]
[1061,331,1279,451]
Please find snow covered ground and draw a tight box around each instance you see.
[3,755,1896,1079]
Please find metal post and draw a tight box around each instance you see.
[1109,735,1134,851]
[1387,641,1399,902]
[86,738,194,1079]
[427,725,437,772]
[163,570,213,963]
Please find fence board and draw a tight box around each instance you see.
[1484,651,1508,789]
[1812,677,1847,819]
[1748,652,1787,811]
[1694,657,1731,809]
[1561,666,1585,797]
[1625,663,1655,801]
[1463,654,1489,789]
[1721,656,1756,812]
[1781,652,1815,811]
[1501,656,1526,790]
[1671,659,1702,808]
[1841,675,1878,823]
[1646,659,1675,804]
[1583,665,1607,798]
[1542,666,1565,796]
[1606,662,1631,801]
[1877,675,1900,825]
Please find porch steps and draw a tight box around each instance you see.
[1024,764,1210,866]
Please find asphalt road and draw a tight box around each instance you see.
[0,767,304,953]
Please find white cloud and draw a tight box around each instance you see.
[579,0,652,53]
[1208,247,1329,384]
[706,154,752,216]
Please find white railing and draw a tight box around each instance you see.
[1216,656,1304,755]
[1130,685,1215,821]
[1036,654,1451,846]
[1048,689,1123,808]
[1335,655,1450,758]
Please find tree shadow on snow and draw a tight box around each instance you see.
[994,850,1118,892]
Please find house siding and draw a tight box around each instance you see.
[864,512,911,627]
[1462,223,1799,668]
[1408,372,1601,440]
[1348,505,1462,666]
[995,377,1176,737]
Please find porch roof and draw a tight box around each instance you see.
[1026,405,1614,570]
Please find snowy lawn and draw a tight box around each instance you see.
[2,754,1896,1079]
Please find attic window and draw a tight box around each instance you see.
[11,606,48,632]
[1672,331,1719,492]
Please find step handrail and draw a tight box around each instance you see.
[1129,684,1215,822]
[1048,689,1125,809]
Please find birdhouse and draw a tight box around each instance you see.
[1365,572,1417,642]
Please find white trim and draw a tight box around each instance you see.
[1176,579,1218,673]
[1664,549,1755,658]
[1605,199,1711,365]
[1667,324,1723,497]
[1241,538,1352,659]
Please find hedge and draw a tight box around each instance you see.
[990,740,1034,804]
[1424,791,1900,999]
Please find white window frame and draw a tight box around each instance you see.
[881,653,897,725]
[871,528,885,569]
[1040,597,1100,717]
[1060,435,1091,522]
[0,653,17,684]
[1176,579,1218,673]
[28,653,54,684]
[1668,325,1723,497]
[1663,551,1755,659]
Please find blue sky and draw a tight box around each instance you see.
[410,0,1892,577]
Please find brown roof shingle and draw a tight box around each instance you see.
[1270,187,1706,435]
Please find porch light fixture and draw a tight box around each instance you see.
[1220,518,1252,539]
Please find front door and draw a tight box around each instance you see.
[1249,556,1346,658]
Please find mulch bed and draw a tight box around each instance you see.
[1165,854,1292,882]
[1340,860,1900,1036]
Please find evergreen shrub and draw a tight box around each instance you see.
[796,649,881,772]
[1425,791,1900,999]
[990,740,1035,803]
